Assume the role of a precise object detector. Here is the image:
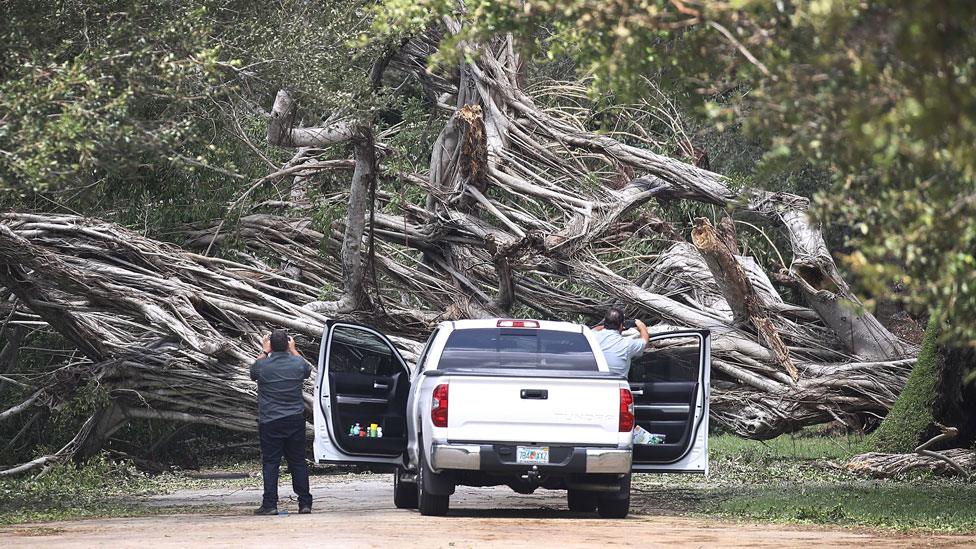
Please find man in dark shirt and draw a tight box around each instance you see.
[251,329,313,515]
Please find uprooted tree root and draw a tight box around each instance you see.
[0,31,918,475]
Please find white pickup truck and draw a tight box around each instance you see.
[313,318,710,518]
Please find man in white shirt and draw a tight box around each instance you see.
[592,307,649,377]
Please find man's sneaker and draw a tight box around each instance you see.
[254,506,278,515]
[299,505,312,514]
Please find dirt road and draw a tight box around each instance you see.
[2,474,972,548]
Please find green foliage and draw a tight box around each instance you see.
[0,2,231,193]
[873,315,942,453]
[53,381,111,429]
[382,95,448,177]
[229,0,381,116]
[0,455,154,525]
[310,198,345,247]
[0,0,389,240]
[0,330,80,464]
[317,282,339,302]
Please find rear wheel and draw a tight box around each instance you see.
[597,473,631,519]
[393,467,418,509]
[567,489,598,512]
[417,448,450,516]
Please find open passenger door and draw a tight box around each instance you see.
[628,330,710,473]
[313,321,411,466]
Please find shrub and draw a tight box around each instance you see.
[872,315,941,453]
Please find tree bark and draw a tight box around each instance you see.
[747,194,913,361]
[847,448,975,477]
[267,90,355,148]
[692,217,799,382]
[304,126,375,314]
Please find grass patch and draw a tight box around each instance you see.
[710,431,869,463]
[714,483,976,532]
[633,432,976,533]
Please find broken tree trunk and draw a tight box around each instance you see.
[265,87,379,315]
[267,90,355,148]
[692,217,799,382]
[304,125,376,314]
[747,193,913,362]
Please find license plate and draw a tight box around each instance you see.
[516,446,550,464]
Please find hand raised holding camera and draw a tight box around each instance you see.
[256,334,272,360]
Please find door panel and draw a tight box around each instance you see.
[630,330,710,473]
[631,380,697,462]
[313,322,410,465]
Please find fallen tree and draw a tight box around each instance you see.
[847,449,975,478]
[848,425,975,478]
[0,30,918,474]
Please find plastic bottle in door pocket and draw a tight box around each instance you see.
[633,425,666,445]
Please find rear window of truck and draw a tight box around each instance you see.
[437,328,599,371]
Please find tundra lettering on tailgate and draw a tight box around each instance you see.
[552,410,616,422]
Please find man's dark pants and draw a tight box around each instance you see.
[259,413,312,509]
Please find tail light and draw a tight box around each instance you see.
[431,384,449,428]
[619,388,634,432]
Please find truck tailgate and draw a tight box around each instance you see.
[446,375,622,446]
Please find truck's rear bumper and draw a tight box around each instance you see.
[431,443,632,474]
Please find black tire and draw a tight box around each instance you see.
[597,496,630,519]
[417,448,450,516]
[393,467,418,509]
[597,473,631,519]
[567,489,598,512]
